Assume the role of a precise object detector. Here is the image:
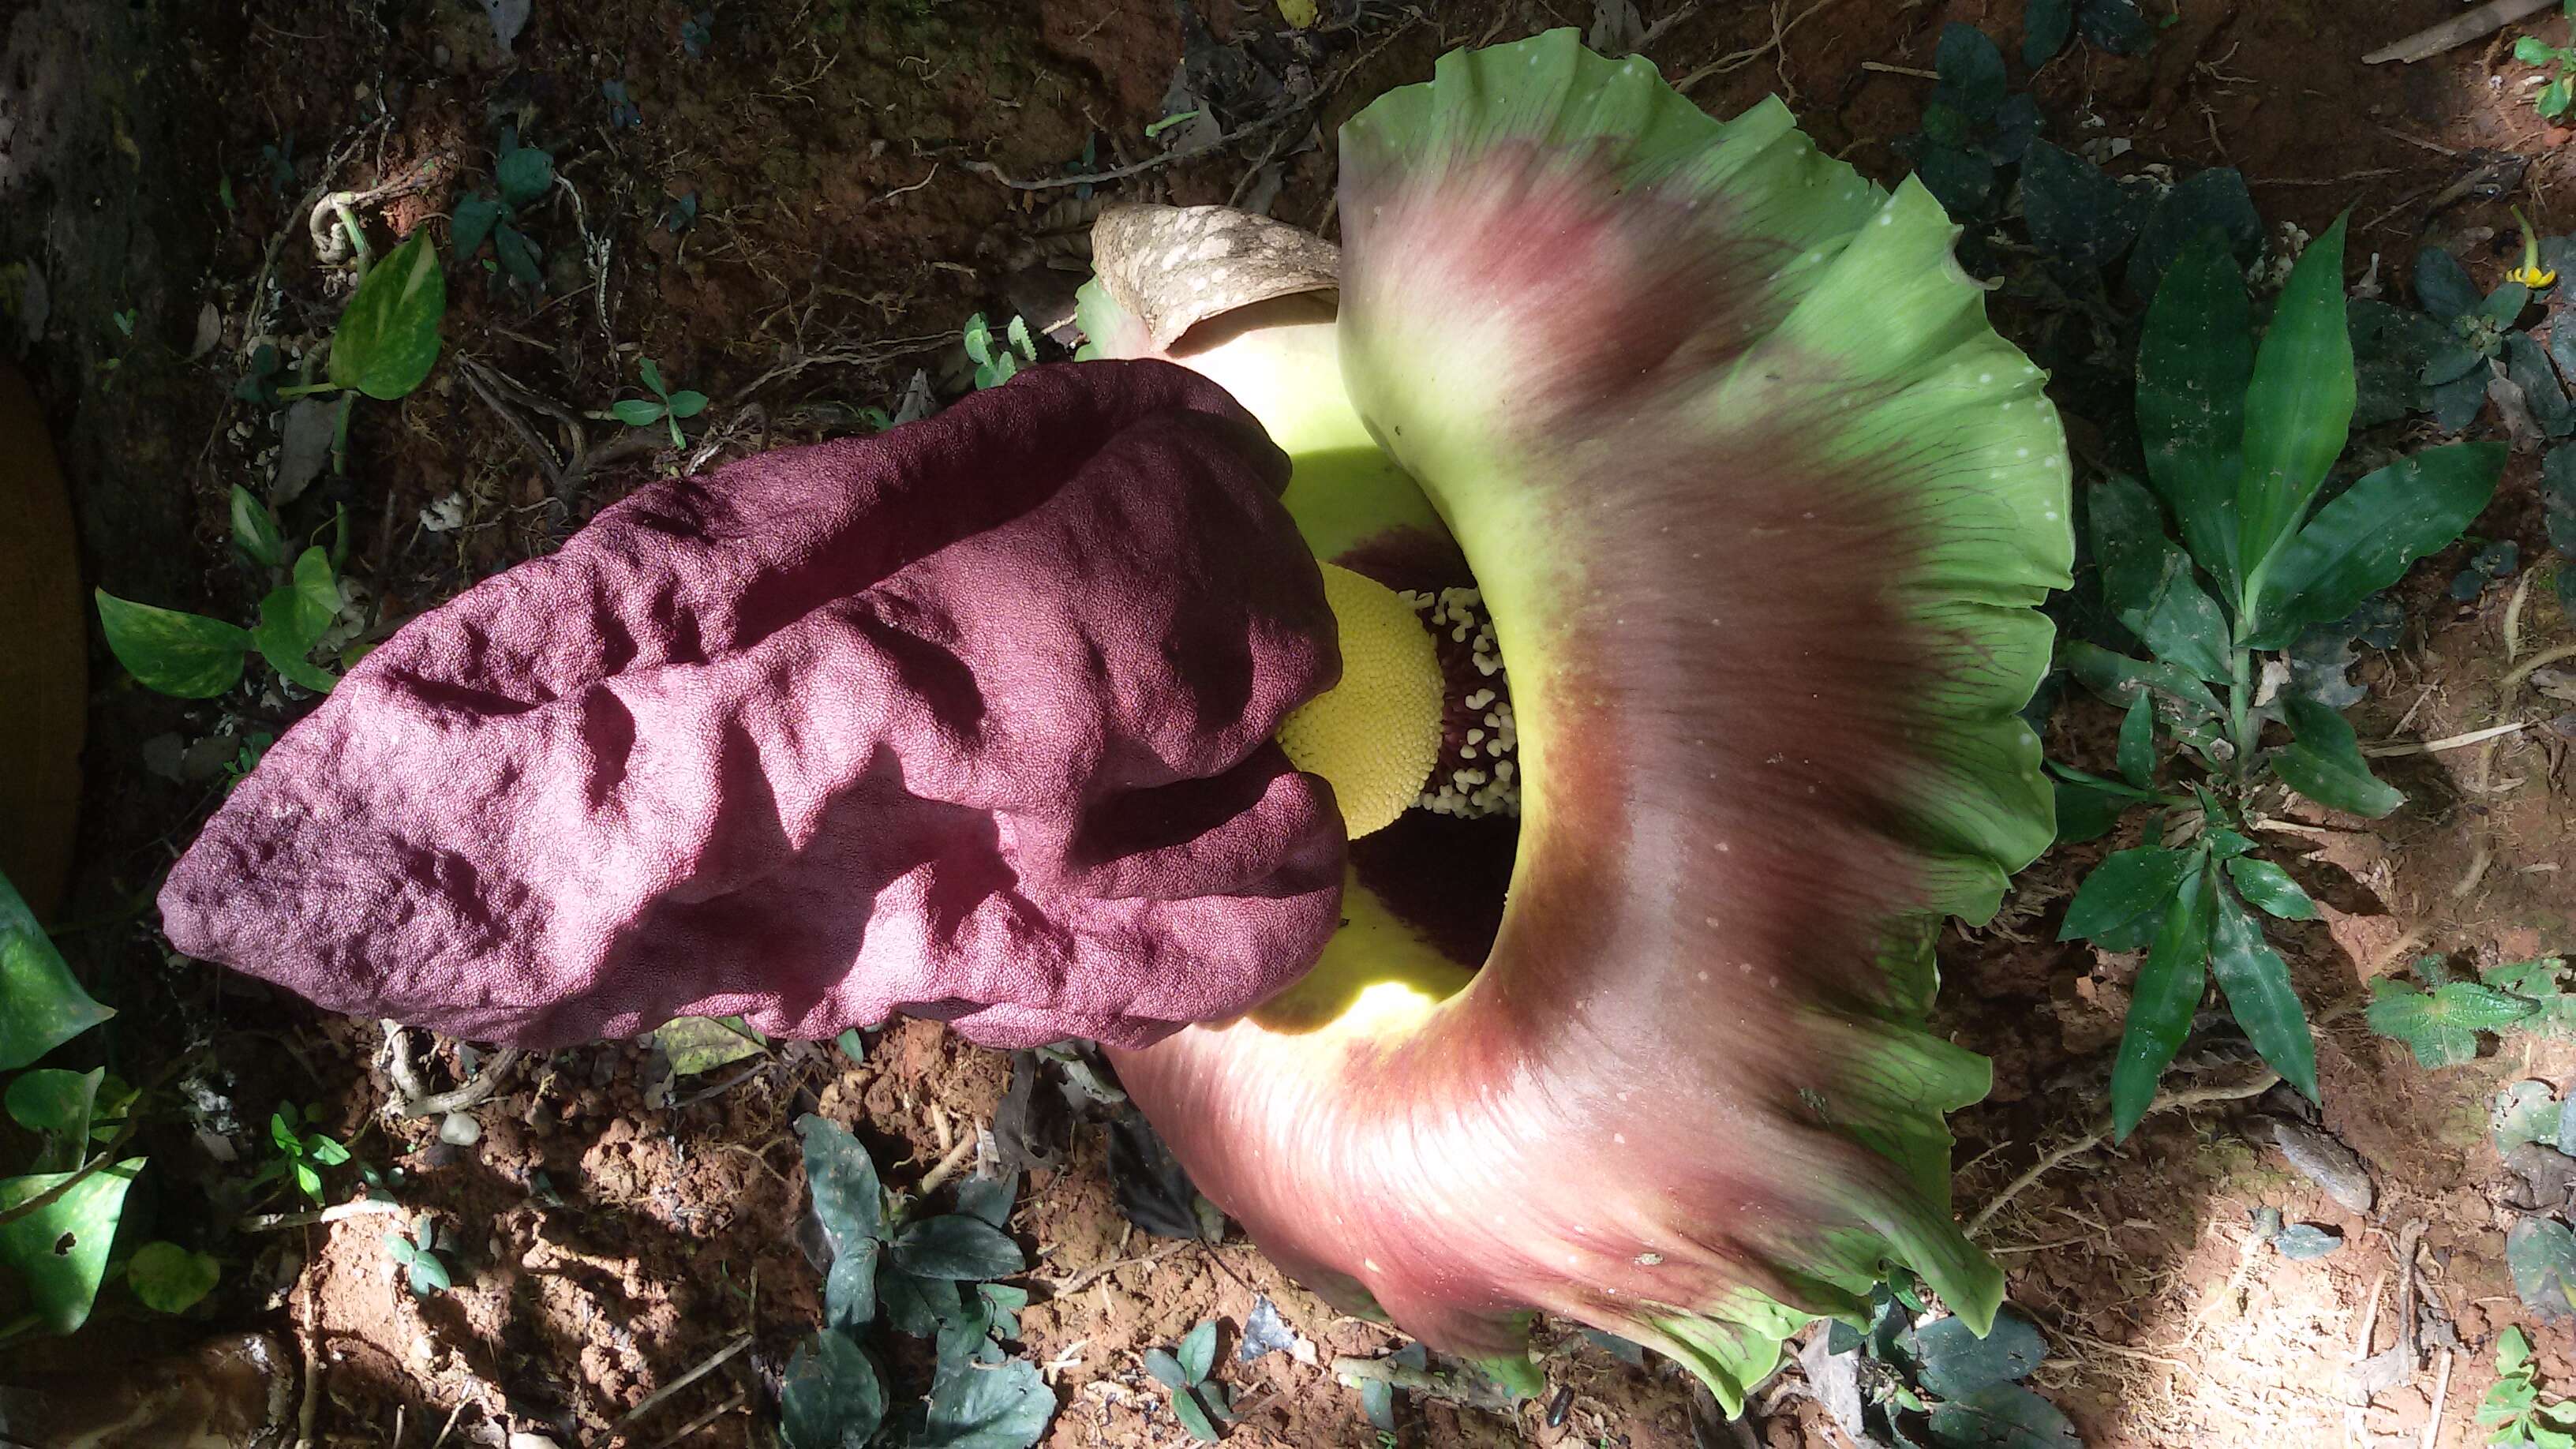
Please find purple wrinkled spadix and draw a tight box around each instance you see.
[160,361,1346,1050]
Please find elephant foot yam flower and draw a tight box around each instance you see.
[1084,30,2072,1411]
[159,362,1350,1051]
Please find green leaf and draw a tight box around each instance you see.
[2547,77,2576,119]
[2057,846,2193,943]
[962,314,994,367]
[2271,1223,2343,1259]
[495,144,555,208]
[2272,697,2404,818]
[2207,882,2319,1100]
[781,1331,888,1449]
[2494,1080,2564,1154]
[919,1355,1054,1448]
[2129,169,2263,304]
[1911,1309,2046,1398]
[126,1240,220,1313]
[1923,1381,2084,1448]
[2053,777,2138,845]
[451,194,501,258]
[2365,976,2537,1068]
[1178,1318,1219,1383]
[95,589,252,698]
[1144,1346,1190,1391]
[2242,442,2507,647]
[957,1173,1018,1230]
[328,232,446,401]
[612,398,668,427]
[665,389,709,419]
[0,1159,144,1333]
[405,1248,451,1295]
[2510,1215,2576,1322]
[2223,856,2316,919]
[798,1114,888,1330]
[1172,1387,1222,1442]
[890,1213,1024,1280]
[6,1068,103,1172]
[2089,474,2230,681]
[2136,231,2254,590]
[493,225,543,288]
[0,871,113,1072]
[306,1133,350,1166]
[882,1269,961,1338]
[2110,861,2213,1140]
[2116,692,2156,790]
[2237,215,2355,577]
[2057,640,2224,717]
[2024,0,2074,65]
[648,1015,766,1075]
[1006,315,1035,361]
[230,485,287,569]
[638,357,668,399]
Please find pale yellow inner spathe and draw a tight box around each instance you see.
[1278,563,1444,839]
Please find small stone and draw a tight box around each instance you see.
[2268,1118,2375,1214]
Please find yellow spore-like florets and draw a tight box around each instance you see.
[1278,563,1444,839]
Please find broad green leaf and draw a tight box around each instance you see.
[1911,1309,2046,1399]
[328,232,446,401]
[2129,169,2262,306]
[2414,247,2483,323]
[2089,474,2230,681]
[2237,215,2355,576]
[2020,140,2148,270]
[253,606,339,693]
[493,224,542,287]
[2023,0,2073,65]
[649,1015,766,1075]
[230,485,286,568]
[2494,1080,2564,1154]
[638,357,668,399]
[127,1240,220,1312]
[1143,1346,1190,1391]
[2057,640,2223,717]
[2510,1215,2576,1322]
[307,1134,350,1166]
[95,589,251,698]
[2136,231,2253,589]
[2110,862,2212,1140]
[798,1114,887,1330]
[0,1159,145,1334]
[918,1354,1054,1449]
[2487,957,2573,998]
[882,1270,962,1338]
[666,389,709,420]
[2057,846,2193,942]
[6,1067,103,1172]
[957,1173,1018,1230]
[495,144,555,208]
[2365,976,2536,1068]
[890,1213,1024,1280]
[404,1247,451,1295]
[451,194,501,258]
[2485,280,2535,324]
[1923,1381,2084,1448]
[1932,23,2007,122]
[2272,698,2404,818]
[979,1281,1028,1339]
[2223,856,2316,919]
[611,399,667,427]
[2271,1223,2343,1259]
[2208,883,2319,1100]
[0,871,112,1071]
[834,1028,867,1064]
[781,1331,888,1449]
[2242,442,2507,647]
[1171,1388,1221,1442]
[1178,1318,1219,1384]
[2052,778,2135,845]
[2116,693,2155,789]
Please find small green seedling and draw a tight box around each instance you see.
[95,519,349,698]
[451,129,556,290]
[612,358,710,448]
[1144,1319,1232,1441]
[964,313,1037,390]
[384,1213,451,1296]
[2520,9,2576,121]
[2484,1326,2576,1448]
[255,1105,351,1204]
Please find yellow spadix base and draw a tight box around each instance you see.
[1277,563,1443,839]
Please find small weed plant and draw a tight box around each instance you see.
[256,1104,353,1204]
[2485,1326,2576,1448]
[612,357,710,447]
[1144,1319,1234,1441]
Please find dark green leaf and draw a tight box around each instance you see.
[2057,846,2194,942]
[2509,332,2576,437]
[611,398,667,428]
[1923,1381,2083,1448]
[1178,1319,1219,1383]
[2244,443,2507,647]
[665,389,709,419]
[1911,142,1998,219]
[2089,474,2230,680]
[328,232,446,401]
[2203,826,2256,859]
[495,144,555,208]
[2057,640,2224,717]
[2023,0,2074,66]
[2116,693,2156,789]
[2020,141,2149,269]
[891,1214,1024,1280]
[781,1331,888,1449]
[1144,1347,1190,1391]
[2110,861,2212,1140]
[2076,0,2155,54]
[2271,1223,2343,1259]
[95,589,251,698]
[0,871,114,1072]
[494,225,543,288]
[6,1067,103,1173]
[2223,857,2316,919]
[1172,1388,1221,1442]
[2348,298,2449,427]
[230,485,287,569]
[1911,1310,2046,1398]
[2487,280,2537,324]
[451,194,501,259]
[2272,698,2404,818]
[2493,1080,2563,1154]
[2431,367,2491,432]
[2053,777,2138,846]
[918,1354,1054,1449]
[1931,24,2007,122]
[2136,233,2252,589]
[2510,1215,2576,1322]
[799,1114,887,1329]
[2208,883,2319,1100]
[2237,216,2355,575]
[2127,170,2262,298]
[638,357,668,399]
[127,1240,220,1313]
[2415,249,2484,322]
[958,1173,1018,1230]
[2366,976,2537,1068]
[0,1159,144,1334]
[979,1281,1028,1340]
